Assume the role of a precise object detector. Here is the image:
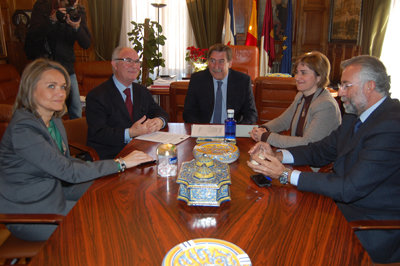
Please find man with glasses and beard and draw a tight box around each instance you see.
[247,55,400,264]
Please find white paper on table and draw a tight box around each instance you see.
[135,131,190,145]
[236,125,256,137]
[191,124,224,137]
[191,124,256,138]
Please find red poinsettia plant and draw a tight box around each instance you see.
[185,46,208,64]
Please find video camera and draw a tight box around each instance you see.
[56,6,81,23]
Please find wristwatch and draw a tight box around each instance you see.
[279,168,290,184]
[114,158,127,172]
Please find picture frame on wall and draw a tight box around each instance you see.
[271,0,296,42]
[12,10,32,43]
[329,0,363,42]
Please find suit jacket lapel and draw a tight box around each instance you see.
[337,98,391,158]
[204,71,216,120]
[54,118,69,156]
[226,69,235,108]
[336,116,359,157]
[131,83,144,122]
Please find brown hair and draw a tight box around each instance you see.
[207,43,233,62]
[13,58,70,118]
[293,51,331,88]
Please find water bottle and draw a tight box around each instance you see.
[224,109,236,143]
[156,143,178,177]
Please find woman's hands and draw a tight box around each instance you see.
[250,126,267,142]
[122,150,154,168]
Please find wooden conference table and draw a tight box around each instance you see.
[31,123,372,265]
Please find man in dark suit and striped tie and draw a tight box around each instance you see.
[86,46,169,159]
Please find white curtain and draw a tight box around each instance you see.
[381,0,400,99]
[119,0,196,80]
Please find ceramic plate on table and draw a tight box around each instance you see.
[193,142,239,164]
[162,238,251,266]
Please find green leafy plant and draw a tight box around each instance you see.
[127,19,166,86]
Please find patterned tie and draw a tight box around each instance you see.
[353,119,362,134]
[212,81,223,124]
[124,88,133,119]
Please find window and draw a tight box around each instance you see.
[119,0,196,80]
[380,0,400,99]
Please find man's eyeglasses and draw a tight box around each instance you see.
[114,58,142,65]
[337,83,354,90]
[209,58,226,65]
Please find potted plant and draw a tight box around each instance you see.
[127,19,166,86]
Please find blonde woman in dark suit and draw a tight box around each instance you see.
[0,59,153,241]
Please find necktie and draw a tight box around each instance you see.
[212,81,223,124]
[124,88,133,119]
[353,119,362,134]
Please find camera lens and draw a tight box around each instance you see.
[67,7,81,22]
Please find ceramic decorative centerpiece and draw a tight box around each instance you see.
[176,156,231,206]
[162,238,252,266]
[193,141,239,164]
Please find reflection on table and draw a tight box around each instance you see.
[30,123,372,266]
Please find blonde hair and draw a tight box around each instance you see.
[13,58,70,118]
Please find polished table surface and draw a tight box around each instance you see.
[31,123,372,265]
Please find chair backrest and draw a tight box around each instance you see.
[169,81,189,122]
[0,213,63,264]
[0,64,20,105]
[62,117,99,161]
[230,45,259,81]
[74,61,113,96]
[0,104,13,141]
[254,76,298,124]
[62,117,88,144]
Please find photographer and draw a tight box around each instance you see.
[25,0,91,119]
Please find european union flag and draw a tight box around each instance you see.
[280,0,293,74]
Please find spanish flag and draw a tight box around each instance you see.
[245,0,257,46]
